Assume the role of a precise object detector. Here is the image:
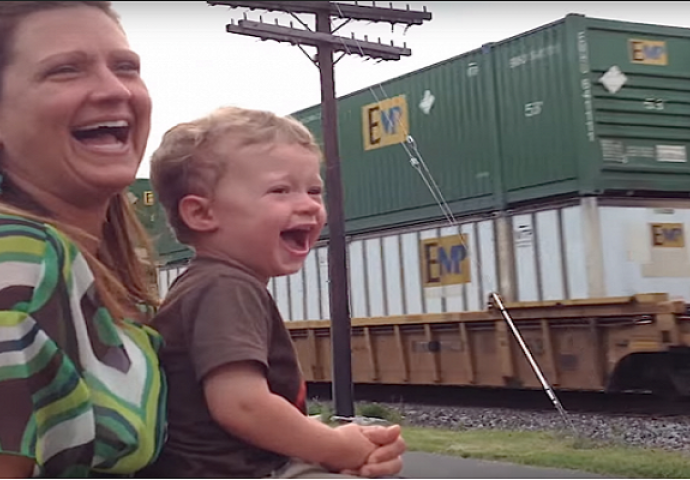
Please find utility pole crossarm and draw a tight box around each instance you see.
[208,1,432,24]
[227,20,411,60]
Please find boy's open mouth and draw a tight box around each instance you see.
[280,227,311,252]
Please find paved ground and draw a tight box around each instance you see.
[399,452,613,478]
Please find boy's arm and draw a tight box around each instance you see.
[203,360,376,472]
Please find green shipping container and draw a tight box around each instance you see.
[295,47,501,234]
[128,178,191,265]
[293,14,690,234]
[492,14,690,204]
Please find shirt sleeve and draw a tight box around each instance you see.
[187,274,272,381]
[0,220,84,468]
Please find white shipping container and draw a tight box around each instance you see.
[156,197,690,320]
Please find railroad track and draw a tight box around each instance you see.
[307,383,690,418]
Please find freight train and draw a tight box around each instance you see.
[130,13,690,397]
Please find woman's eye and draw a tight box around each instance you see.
[47,65,79,76]
[116,61,141,73]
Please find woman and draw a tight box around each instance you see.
[0,1,166,477]
[0,2,406,477]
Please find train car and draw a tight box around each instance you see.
[153,196,690,396]
[157,196,690,317]
[135,13,690,396]
[128,178,192,265]
[285,294,690,397]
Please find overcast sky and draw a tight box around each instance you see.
[109,1,690,178]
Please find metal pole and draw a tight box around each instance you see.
[316,8,354,418]
[489,292,577,432]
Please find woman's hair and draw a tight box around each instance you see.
[0,1,159,322]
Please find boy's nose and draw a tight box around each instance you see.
[296,194,323,214]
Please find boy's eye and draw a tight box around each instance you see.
[269,187,289,194]
[309,187,323,196]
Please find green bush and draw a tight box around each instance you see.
[306,399,334,423]
[307,399,326,416]
[307,400,404,425]
[356,402,404,425]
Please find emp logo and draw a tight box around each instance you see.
[629,39,667,66]
[651,223,685,248]
[143,191,154,205]
[362,95,409,151]
[420,235,471,287]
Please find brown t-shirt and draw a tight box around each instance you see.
[139,256,307,478]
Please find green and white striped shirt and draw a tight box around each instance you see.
[0,214,167,477]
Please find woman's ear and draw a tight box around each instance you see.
[178,195,219,233]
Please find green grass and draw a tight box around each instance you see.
[306,400,690,478]
[401,426,690,479]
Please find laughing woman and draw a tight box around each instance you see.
[0,2,166,477]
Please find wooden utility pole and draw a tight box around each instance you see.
[207,0,431,418]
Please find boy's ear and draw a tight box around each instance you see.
[178,195,219,233]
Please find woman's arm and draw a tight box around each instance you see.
[0,454,34,478]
